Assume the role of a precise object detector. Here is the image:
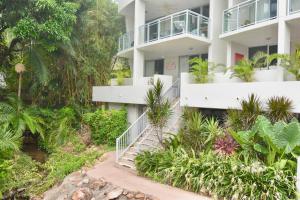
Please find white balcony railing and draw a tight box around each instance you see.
[118,31,134,52]
[223,0,278,33]
[288,0,300,15]
[139,10,210,45]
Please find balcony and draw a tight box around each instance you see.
[223,0,278,34]
[139,10,210,45]
[288,0,300,15]
[118,31,134,53]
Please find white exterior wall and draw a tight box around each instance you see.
[208,0,227,65]
[227,41,248,66]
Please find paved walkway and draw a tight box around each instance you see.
[87,152,210,200]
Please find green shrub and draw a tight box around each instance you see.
[136,149,296,199]
[178,109,222,153]
[83,109,127,146]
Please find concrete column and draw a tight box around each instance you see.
[228,0,234,8]
[278,0,290,54]
[133,0,145,85]
[208,0,228,65]
[226,41,232,67]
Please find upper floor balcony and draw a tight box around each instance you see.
[118,31,134,53]
[223,0,278,34]
[288,0,300,15]
[139,10,210,46]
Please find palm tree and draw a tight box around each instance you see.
[189,57,209,83]
[252,51,283,69]
[15,63,26,100]
[146,79,172,147]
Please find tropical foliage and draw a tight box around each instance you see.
[83,108,127,146]
[231,59,254,82]
[189,57,209,83]
[146,79,172,146]
[136,95,299,199]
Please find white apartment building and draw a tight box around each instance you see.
[93,0,300,125]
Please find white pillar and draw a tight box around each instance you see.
[278,0,290,54]
[208,0,228,65]
[226,41,232,67]
[228,0,234,8]
[133,0,145,85]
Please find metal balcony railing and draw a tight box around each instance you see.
[118,31,134,52]
[139,10,210,45]
[288,0,300,15]
[223,0,278,33]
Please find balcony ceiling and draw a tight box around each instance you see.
[139,36,210,60]
[221,23,278,47]
[145,0,210,21]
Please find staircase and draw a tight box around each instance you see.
[116,80,181,169]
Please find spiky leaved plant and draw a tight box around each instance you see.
[146,79,172,147]
[214,133,239,156]
[267,96,293,123]
[240,94,263,130]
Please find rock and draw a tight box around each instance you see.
[122,190,128,195]
[82,178,89,184]
[71,188,93,200]
[90,179,106,190]
[135,192,145,199]
[106,188,123,199]
[126,193,134,199]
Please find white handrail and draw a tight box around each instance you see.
[116,79,180,162]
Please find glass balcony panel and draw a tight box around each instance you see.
[173,13,186,35]
[138,10,209,45]
[257,0,271,21]
[149,22,158,41]
[160,17,172,38]
[223,0,277,33]
[199,17,209,38]
[290,0,300,14]
[238,1,255,28]
[224,8,238,32]
[188,13,198,36]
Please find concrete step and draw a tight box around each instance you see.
[118,158,136,170]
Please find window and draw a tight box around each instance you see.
[154,59,164,75]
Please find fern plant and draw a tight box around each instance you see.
[0,95,44,138]
[189,57,209,83]
[267,96,293,123]
[0,125,21,156]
